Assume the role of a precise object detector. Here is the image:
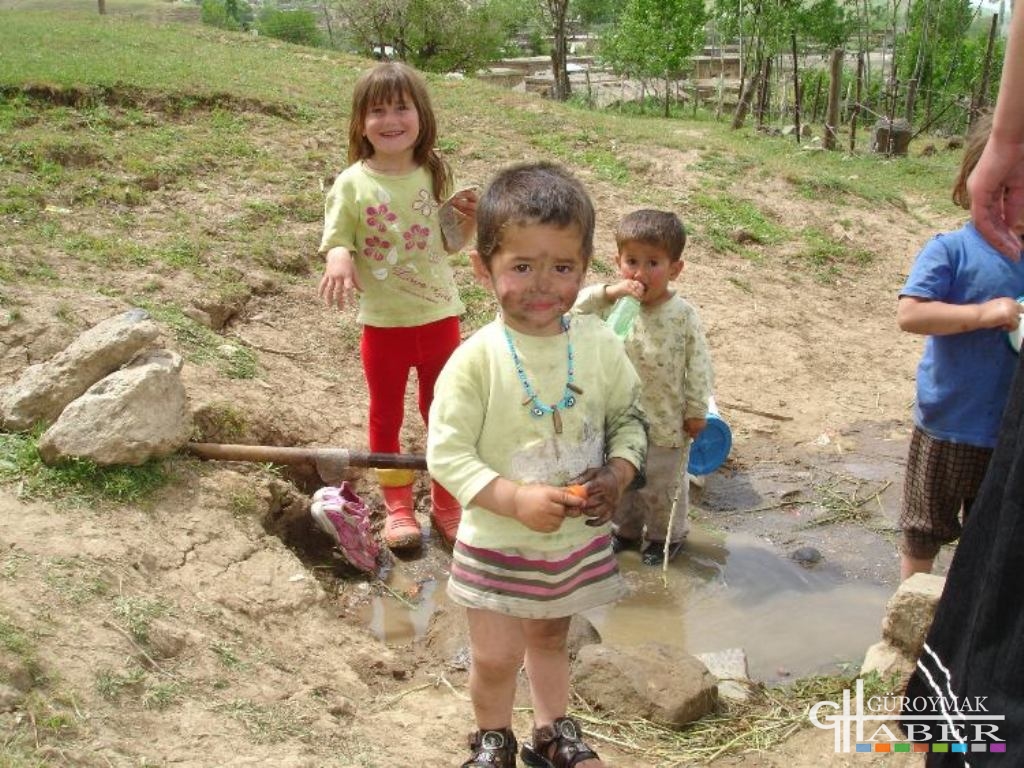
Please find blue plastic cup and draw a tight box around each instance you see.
[687,398,732,476]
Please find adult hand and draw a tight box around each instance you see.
[968,140,1024,260]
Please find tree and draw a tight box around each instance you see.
[797,0,854,50]
[330,0,526,72]
[603,0,707,116]
[405,0,525,72]
[573,0,621,26]
[897,0,976,126]
[541,0,573,100]
[334,0,412,59]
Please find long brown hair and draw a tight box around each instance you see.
[952,113,993,210]
[347,62,452,203]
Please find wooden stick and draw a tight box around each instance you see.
[187,442,427,471]
[715,400,792,421]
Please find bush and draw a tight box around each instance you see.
[257,8,321,47]
[201,0,240,30]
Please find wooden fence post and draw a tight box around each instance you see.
[972,12,1000,125]
[823,48,843,150]
[849,52,864,153]
[791,33,801,144]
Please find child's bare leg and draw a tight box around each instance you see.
[466,608,525,729]
[900,553,934,580]
[523,617,571,724]
[523,617,604,767]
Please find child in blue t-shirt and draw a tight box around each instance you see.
[898,113,1024,581]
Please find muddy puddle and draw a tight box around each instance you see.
[360,525,889,683]
[356,423,911,684]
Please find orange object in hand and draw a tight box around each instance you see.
[566,484,588,501]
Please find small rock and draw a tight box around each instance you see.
[791,546,822,567]
[183,307,214,328]
[447,647,471,671]
[328,696,356,718]
[146,619,190,659]
[0,684,25,712]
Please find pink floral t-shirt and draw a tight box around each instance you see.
[319,163,464,327]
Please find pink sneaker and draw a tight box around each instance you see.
[310,483,385,575]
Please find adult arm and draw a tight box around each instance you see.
[968,4,1024,259]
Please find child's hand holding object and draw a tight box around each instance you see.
[568,462,633,527]
[512,484,586,533]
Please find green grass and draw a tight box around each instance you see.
[215,699,310,744]
[528,124,631,182]
[136,302,260,379]
[228,488,260,518]
[43,556,111,606]
[211,640,245,669]
[691,193,788,255]
[112,595,170,645]
[0,11,350,107]
[796,227,877,283]
[578,669,904,764]
[0,9,963,301]
[95,665,146,701]
[192,401,248,442]
[457,278,496,334]
[0,431,169,504]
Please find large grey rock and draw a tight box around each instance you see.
[567,614,601,658]
[38,349,191,466]
[695,647,752,703]
[861,640,916,683]
[572,642,717,727]
[0,309,159,430]
[881,572,944,659]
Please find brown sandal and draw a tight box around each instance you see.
[520,717,599,768]
[462,727,517,767]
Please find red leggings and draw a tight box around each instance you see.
[360,317,461,454]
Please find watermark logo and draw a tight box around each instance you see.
[808,679,1006,755]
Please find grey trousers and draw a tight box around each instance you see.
[614,444,691,544]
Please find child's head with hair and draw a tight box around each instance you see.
[614,209,687,307]
[346,61,451,201]
[473,162,595,335]
[615,209,687,262]
[953,113,994,210]
[475,162,595,268]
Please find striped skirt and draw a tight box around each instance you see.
[446,533,629,619]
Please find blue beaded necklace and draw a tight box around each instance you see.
[502,316,583,434]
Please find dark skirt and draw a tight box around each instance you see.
[901,357,1024,766]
